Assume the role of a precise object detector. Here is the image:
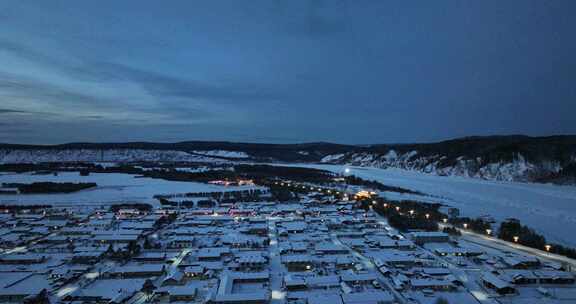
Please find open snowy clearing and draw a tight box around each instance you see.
[192,150,249,158]
[0,172,261,206]
[287,164,576,246]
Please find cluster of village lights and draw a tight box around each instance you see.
[273,180,555,254]
[455,222,553,253]
[272,181,342,195]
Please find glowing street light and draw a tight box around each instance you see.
[442,218,448,223]
[486,229,492,235]
[344,168,351,174]
[513,236,519,243]
[395,206,400,211]
[463,223,468,229]
[425,213,430,219]
[409,210,415,216]
[545,245,552,252]
[383,203,388,208]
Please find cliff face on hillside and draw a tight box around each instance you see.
[321,149,569,182]
[320,136,576,183]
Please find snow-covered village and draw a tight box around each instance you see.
[1,160,576,304]
[2,1,576,303]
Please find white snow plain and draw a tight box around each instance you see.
[192,150,249,158]
[293,164,576,246]
[0,172,261,206]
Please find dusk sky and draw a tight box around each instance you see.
[1,1,575,144]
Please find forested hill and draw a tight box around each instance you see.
[1,135,575,183]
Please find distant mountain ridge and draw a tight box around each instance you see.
[1,135,575,183]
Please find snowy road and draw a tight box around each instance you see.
[267,218,286,304]
[445,225,576,270]
[330,232,407,304]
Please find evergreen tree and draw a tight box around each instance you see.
[143,238,152,249]
[23,289,50,304]
[435,298,449,304]
[141,279,156,301]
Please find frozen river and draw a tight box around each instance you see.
[287,164,576,246]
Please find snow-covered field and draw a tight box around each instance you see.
[192,150,249,158]
[0,172,261,206]
[292,164,576,246]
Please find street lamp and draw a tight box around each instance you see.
[395,206,400,211]
[383,203,388,208]
[513,236,519,243]
[442,218,448,223]
[425,213,430,219]
[344,168,351,174]
[486,229,492,235]
[409,210,414,216]
[463,223,468,229]
[545,245,551,252]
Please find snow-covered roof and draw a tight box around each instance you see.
[341,291,395,304]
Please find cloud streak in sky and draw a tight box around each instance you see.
[0,0,575,144]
